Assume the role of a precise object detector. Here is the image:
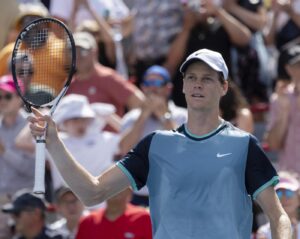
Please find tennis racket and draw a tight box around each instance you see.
[11,17,76,194]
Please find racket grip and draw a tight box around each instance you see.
[33,140,46,194]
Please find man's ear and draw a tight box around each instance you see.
[221,81,228,96]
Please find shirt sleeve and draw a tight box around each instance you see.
[116,132,155,191]
[245,135,279,199]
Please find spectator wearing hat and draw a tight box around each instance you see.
[50,187,86,239]
[1,190,63,239]
[0,75,35,239]
[257,171,300,239]
[120,65,187,206]
[76,19,116,69]
[67,31,145,118]
[264,44,300,175]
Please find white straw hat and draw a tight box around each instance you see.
[53,94,95,124]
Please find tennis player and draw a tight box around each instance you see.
[28,49,291,239]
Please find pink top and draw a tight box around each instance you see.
[267,90,300,173]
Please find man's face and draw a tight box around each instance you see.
[75,46,94,75]
[276,188,300,216]
[62,117,93,137]
[57,192,84,221]
[182,61,228,111]
[15,60,34,90]
[141,73,171,98]
[12,208,39,235]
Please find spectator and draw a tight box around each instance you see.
[75,188,152,239]
[264,44,300,174]
[1,190,63,239]
[120,65,187,206]
[0,75,35,239]
[76,20,115,69]
[257,171,300,239]
[50,187,86,239]
[67,32,144,117]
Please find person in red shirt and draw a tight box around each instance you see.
[75,188,152,239]
[68,32,145,117]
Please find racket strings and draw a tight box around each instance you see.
[15,20,73,107]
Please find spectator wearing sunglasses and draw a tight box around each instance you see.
[120,65,187,206]
[0,75,35,239]
[257,171,300,239]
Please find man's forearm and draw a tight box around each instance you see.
[270,213,292,239]
[47,137,103,206]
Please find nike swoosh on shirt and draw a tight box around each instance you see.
[216,153,232,158]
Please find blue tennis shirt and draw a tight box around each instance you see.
[117,121,279,239]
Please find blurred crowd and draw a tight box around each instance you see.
[0,0,300,238]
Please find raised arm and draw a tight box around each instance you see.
[28,107,130,206]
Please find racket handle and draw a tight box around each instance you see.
[33,140,46,194]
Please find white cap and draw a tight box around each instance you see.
[73,32,97,50]
[179,48,229,80]
[275,171,300,191]
[53,94,95,124]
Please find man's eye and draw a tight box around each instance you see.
[186,76,196,81]
[203,77,213,82]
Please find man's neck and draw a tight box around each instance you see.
[22,222,44,239]
[75,65,96,81]
[186,109,222,136]
[105,203,127,221]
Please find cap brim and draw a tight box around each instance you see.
[180,57,227,79]
[1,203,17,214]
[275,182,299,191]
[289,55,300,65]
[0,86,16,93]
[179,58,200,74]
[75,41,91,50]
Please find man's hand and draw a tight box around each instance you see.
[27,107,58,145]
[149,94,169,120]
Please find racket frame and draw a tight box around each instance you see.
[11,17,76,194]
